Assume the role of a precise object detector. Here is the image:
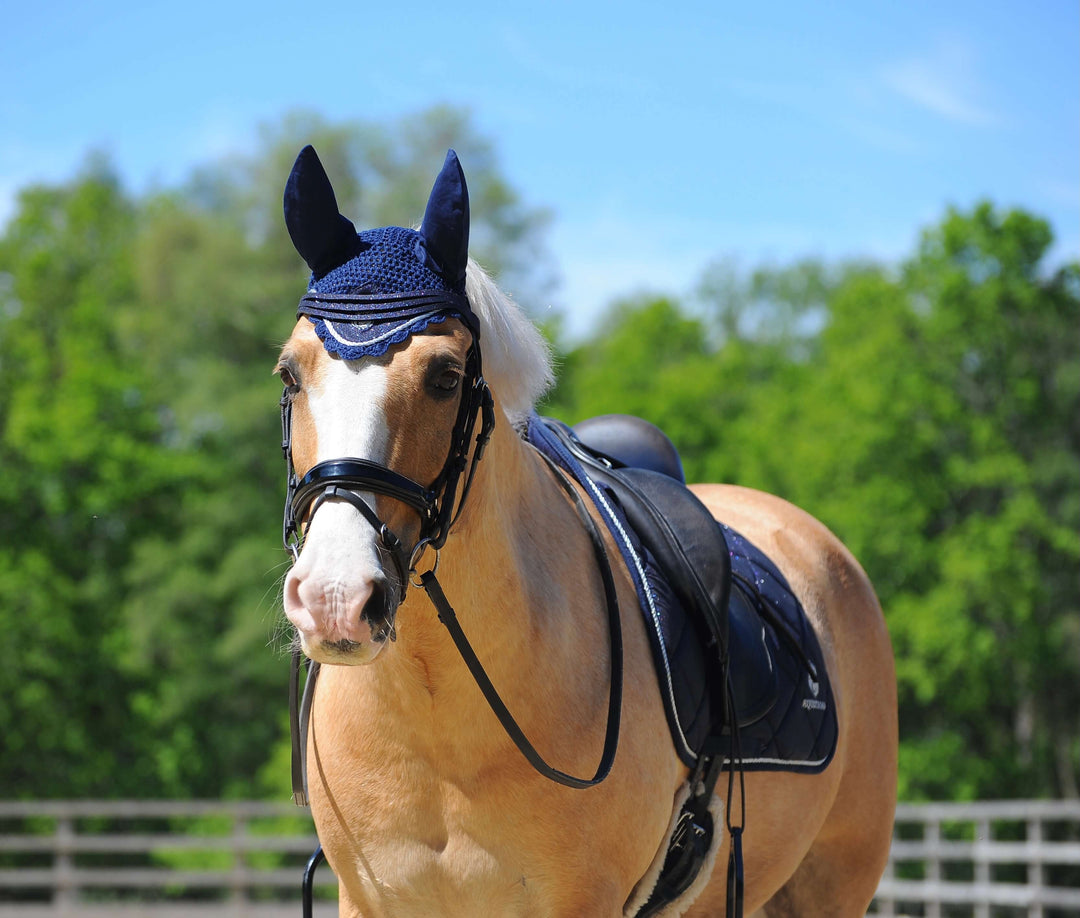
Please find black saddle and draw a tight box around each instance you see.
[567,415,778,742]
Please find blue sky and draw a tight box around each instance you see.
[2,0,1077,337]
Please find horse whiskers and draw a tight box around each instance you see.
[286,629,304,656]
[369,616,398,643]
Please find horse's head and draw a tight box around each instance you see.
[277,146,494,665]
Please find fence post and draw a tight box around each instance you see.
[974,816,991,918]
[925,816,941,918]
[53,813,76,915]
[229,810,248,916]
[1029,815,1044,918]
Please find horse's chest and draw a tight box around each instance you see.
[346,829,532,917]
[309,666,620,915]
[310,751,541,915]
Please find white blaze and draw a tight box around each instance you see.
[284,358,391,658]
[308,358,390,463]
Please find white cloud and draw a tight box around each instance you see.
[881,38,998,127]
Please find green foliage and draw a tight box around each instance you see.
[0,108,1074,804]
[0,162,189,795]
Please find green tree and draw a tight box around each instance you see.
[0,161,194,794]
[891,205,1080,798]
[765,206,1080,798]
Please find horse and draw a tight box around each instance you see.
[276,145,898,917]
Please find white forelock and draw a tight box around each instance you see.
[464,260,554,425]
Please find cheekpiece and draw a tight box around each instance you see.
[284,146,478,359]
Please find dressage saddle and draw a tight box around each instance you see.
[567,414,778,740]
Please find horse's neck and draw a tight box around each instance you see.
[404,410,584,670]
[362,410,613,768]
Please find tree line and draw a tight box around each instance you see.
[0,108,1076,802]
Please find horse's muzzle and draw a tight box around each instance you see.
[284,545,402,665]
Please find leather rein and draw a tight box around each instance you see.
[281,313,624,801]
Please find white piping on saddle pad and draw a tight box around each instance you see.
[570,459,697,764]
[624,784,725,918]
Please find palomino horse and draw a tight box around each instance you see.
[277,146,897,917]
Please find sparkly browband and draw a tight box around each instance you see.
[297,289,479,337]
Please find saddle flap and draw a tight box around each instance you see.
[613,468,731,648]
[609,469,779,729]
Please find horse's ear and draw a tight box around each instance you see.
[419,150,470,290]
[283,145,358,277]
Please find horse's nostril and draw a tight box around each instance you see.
[363,580,397,642]
[284,572,301,611]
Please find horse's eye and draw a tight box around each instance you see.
[434,371,461,392]
[428,365,463,397]
[278,365,300,392]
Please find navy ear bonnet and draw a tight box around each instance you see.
[284,145,478,359]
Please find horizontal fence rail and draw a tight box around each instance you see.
[1,800,1078,915]
[0,800,333,917]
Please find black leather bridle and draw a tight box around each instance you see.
[280,300,495,580]
[284,295,625,917]
[281,352,495,592]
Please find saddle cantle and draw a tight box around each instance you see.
[572,414,687,483]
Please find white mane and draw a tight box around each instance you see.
[465,260,554,424]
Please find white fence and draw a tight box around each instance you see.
[0,800,333,917]
[1,799,1078,916]
[874,800,1080,916]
